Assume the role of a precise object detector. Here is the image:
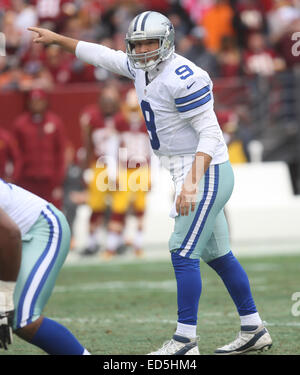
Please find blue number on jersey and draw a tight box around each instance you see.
[175,65,194,80]
[141,100,160,150]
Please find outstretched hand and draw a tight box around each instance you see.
[27,27,58,45]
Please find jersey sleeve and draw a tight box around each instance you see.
[75,41,136,80]
[172,67,214,119]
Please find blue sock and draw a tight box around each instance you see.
[171,252,202,326]
[207,251,257,316]
[31,317,86,355]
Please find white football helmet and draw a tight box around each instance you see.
[125,11,175,71]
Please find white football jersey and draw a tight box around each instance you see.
[76,42,228,189]
[0,179,48,236]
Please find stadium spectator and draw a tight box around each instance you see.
[269,4,300,70]
[217,35,242,77]
[231,0,269,49]
[243,31,286,76]
[140,0,170,14]
[201,0,236,53]
[1,8,23,59]
[44,44,72,84]
[267,0,300,45]
[10,0,38,36]
[76,0,104,42]
[167,5,194,46]
[12,88,66,209]
[20,39,46,69]
[177,26,220,78]
[181,0,215,24]
[0,59,33,91]
[0,127,22,182]
[32,0,78,32]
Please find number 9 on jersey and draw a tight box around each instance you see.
[141,100,160,150]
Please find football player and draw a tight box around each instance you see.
[28,11,272,355]
[0,179,90,354]
[79,85,126,257]
[111,88,151,258]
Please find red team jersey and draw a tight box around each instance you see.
[80,104,128,163]
[80,103,151,169]
[118,115,151,169]
[31,0,73,30]
[13,111,66,185]
[0,128,22,182]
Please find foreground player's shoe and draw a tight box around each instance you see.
[80,244,100,256]
[214,325,272,355]
[134,248,145,258]
[148,334,200,355]
[100,250,116,261]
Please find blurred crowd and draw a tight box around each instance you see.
[0,83,153,259]
[1,0,300,257]
[0,0,300,91]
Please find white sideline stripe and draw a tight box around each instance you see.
[54,277,267,294]
[54,280,176,293]
[245,263,281,271]
[51,316,300,327]
[20,207,60,327]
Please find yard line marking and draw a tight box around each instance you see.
[54,275,267,294]
[246,263,281,272]
[51,316,300,327]
[54,276,267,294]
[54,280,177,293]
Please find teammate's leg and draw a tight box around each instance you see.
[13,204,90,355]
[102,180,131,259]
[132,189,148,257]
[104,212,126,259]
[83,166,108,255]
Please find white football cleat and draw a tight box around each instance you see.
[148,334,200,355]
[214,325,272,355]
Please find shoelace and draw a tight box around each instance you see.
[154,339,182,354]
[227,331,251,350]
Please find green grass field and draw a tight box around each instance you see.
[2,253,300,355]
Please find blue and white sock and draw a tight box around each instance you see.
[171,252,201,338]
[31,317,90,355]
[207,251,262,327]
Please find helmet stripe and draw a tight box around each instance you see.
[141,11,151,31]
[133,13,142,32]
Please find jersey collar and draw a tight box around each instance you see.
[147,53,175,82]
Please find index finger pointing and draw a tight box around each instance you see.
[27,27,40,33]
